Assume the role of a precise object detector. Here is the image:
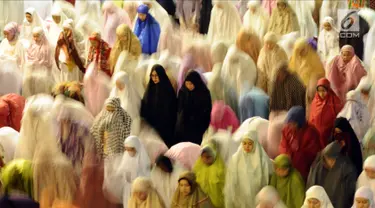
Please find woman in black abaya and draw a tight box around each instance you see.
[175,70,212,145]
[141,64,177,148]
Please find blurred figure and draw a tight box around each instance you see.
[86,32,111,77]
[0,127,19,166]
[268,0,299,36]
[20,8,46,44]
[165,143,201,170]
[256,186,287,208]
[127,177,165,207]
[357,155,375,197]
[243,1,269,41]
[210,101,239,133]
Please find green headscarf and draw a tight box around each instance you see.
[1,159,34,199]
[193,143,226,208]
[270,154,305,208]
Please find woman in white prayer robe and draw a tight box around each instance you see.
[22,27,54,98]
[24,0,52,20]
[320,0,348,29]
[20,8,46,47]
[46,6,68,48]
[207,0,242,45]
[103,136,151,207]
[288,0,317,38]
[317,16,340,65]
[243,0,269,42]
[0,22,24,95]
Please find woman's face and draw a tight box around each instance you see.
[341,51,354,63]
[185,81,195,91]
[119,34,128,42]
[307,198,321,208]
[151,70,160,84]
[135,191,148,201]
[125,146,137,157]
[201,152,215,166]
[25,13,33,23]
[63,28,71,36]
[32,32,41,43]
[249,6,257,13]
[265,41,276,51]
[138,13,147,21]
[317,86,327,99]
[323,156,336,169]
[355,197,370,208]
[277,2,286,10]
[242,139,254,153]
[116,80,125,91]
[275,167,289,177]
[365,168,375,179]
[323,22,332,31]
[52,15,61,24]
[179,179,191,197]
[3,31,15,42]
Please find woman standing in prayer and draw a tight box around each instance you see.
[127,177,165,208]
[328,45,367,101]
[194,143,225,208]
[301,186,334,208]
[109,24,141,73]
[110,71,142,135]
[352,186,375,208]
[207,1,242,44]
[256,186,287,208]
[0,94,25,131]
[86,32,112,77]
[320,0,347,29]
[21,8,45,44]
[103,136,151,207]
[279,106,321,180]
[257,32,288,94]
[90,97,132,159]
[268,0,299,36]
[141,64,177,148]
[225,131,272,208]
[357,155,375,196]
[269,62,306,114]
[309,78,343,147]
[337,90,370,142]
[331,117,363,176]
[306,141,357,208]
[23,27,54,98]
[134,4,161,55]
[46,6,68,48]
[318,17,340,65]
[55,20,85,82]
[270,154,305,208]
[210,101,239,133]
[151,155,186,207]
[171,171,213,207]
[175,70,212,145]
[243,1,269,41]
[0,159,39,208]
[102,1,132,47]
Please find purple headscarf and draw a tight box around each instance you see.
[4,22,20,41]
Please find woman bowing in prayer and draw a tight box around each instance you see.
[134,4,161,55]
[171,171,213,208]
[279,106,321,180]
[309,78,343,147]
[141,64,177,148]
[301,186,334,208]
[268,0,299,36]
[331,117,363,176]
[22,27,54,98]
[55,20,86,82]
[21,8,46,45]
[270,154,305,208]
[352,186,375,208]
[175,70,212,145]
[128,177,165,208]
[210,101,240,133]
[328,45,367,101]
[317,17,340,65]
[224,131,272,208]
[306,141,357,208]
[193,142,225,208]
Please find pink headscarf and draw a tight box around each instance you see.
[4,22,20,41]
[210,101,240,133]
[27,27,52,68]
[328,45,367,101]
[164,142,201,170]
[102,1,132,47]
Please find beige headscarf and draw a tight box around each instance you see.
[236,28,262,63]
[127,177,165,208]
[109,24,141,72]
[257,32,288,94]
[268,0,300,35]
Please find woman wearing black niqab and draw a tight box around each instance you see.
[329,117,363,176]
[141,64,177,148]
[175,70,212,145]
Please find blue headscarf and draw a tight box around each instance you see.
[134,4,161,55]
[285,106,306,128]
[239,88,269,122]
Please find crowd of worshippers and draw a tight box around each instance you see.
[1,0,375,207]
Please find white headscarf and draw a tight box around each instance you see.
[243,0,269,41]
[287,0,317,38]
[357,155,375,199]
[225,131,272,208]
[0,127,19,164]
[317,16,340,64]
[337,90,370,142]
[21,8,45,42]
[302,186,334,208]
[353,186,375,208]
